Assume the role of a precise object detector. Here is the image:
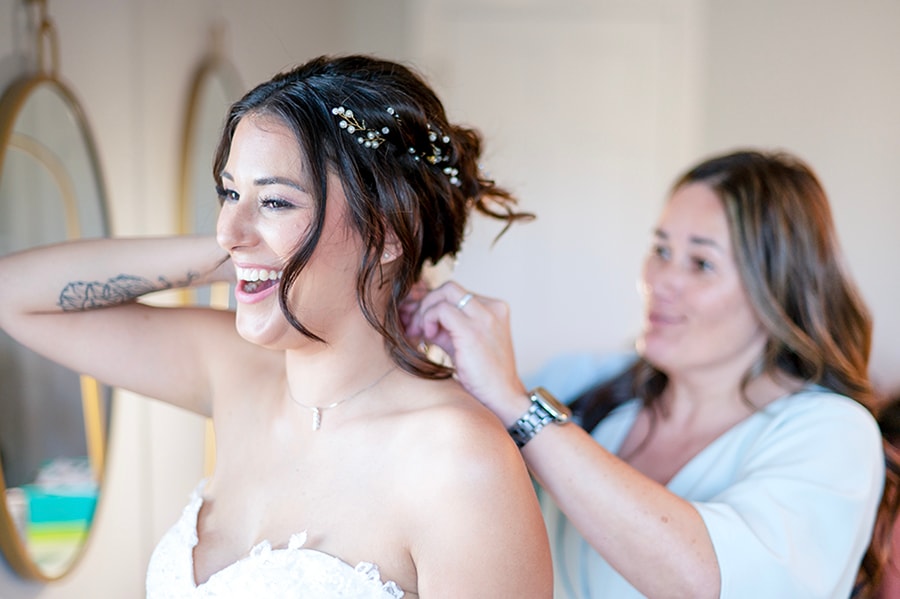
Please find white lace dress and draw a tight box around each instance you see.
[146,481,405,598]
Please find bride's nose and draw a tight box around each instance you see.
[216,196,256,251]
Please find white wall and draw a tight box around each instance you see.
[408,0,706,377]
[410,0,900,397]
[1,0,899,596]
[699,0,900,394]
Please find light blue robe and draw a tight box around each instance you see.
[527,353,884,599]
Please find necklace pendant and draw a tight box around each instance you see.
[311,407,322,431]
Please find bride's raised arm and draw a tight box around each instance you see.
[0,234,236,415]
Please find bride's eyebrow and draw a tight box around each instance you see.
[252,176,305,191]
[219,171,307,192]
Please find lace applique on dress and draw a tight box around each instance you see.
[146,481,405,598]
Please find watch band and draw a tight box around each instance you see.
[508,387,571,448]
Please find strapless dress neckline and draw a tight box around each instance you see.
[145,480,405,598]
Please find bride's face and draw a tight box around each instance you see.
[216,113,363,349]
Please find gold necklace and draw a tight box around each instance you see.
[287,367,395,431]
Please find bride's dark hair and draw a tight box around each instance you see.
[214,54,531,378]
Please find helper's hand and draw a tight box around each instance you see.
[401,281,529,424]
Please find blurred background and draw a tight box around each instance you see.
[0,0,898,595]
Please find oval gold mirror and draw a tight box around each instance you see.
[177,29,242,475]
[178,47,242,262]
[0,8,112,581]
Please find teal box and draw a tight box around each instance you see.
[22,486,97,524]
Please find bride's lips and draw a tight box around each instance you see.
[233,265,284,304]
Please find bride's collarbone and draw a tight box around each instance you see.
[219,430,391,481]
[208,447,402,523]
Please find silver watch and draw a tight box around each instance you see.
[508,387,571,448]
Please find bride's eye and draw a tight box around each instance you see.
[216,185,239,205]
[260,196,294,209]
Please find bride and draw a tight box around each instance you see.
[0,54,552,598]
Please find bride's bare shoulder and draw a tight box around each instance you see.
[384,374,524,475]
[392,374,506,430]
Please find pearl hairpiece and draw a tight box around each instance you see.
[331,105,461,187]
[331,106,389,148]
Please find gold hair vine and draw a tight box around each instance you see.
[406,121,460,187]
[331,106,389,148]
[332,105,461,186]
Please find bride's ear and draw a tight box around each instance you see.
[380,230,402,265]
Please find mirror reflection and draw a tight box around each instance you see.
[0,76,112,580]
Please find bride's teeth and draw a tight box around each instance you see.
[237,267,282,283]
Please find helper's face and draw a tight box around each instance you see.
[216,113,361,349]
[636,182,767,378]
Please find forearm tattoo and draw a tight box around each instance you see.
[57,272,200,311]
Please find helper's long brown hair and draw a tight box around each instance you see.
[572,150,892,594]
[855,400,900,598]
[578,149,874,422]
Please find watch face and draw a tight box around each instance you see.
[531,387,571,422]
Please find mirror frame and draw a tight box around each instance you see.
[0,72,112,581]
[177,53,241,242]
[176,52,242,477]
